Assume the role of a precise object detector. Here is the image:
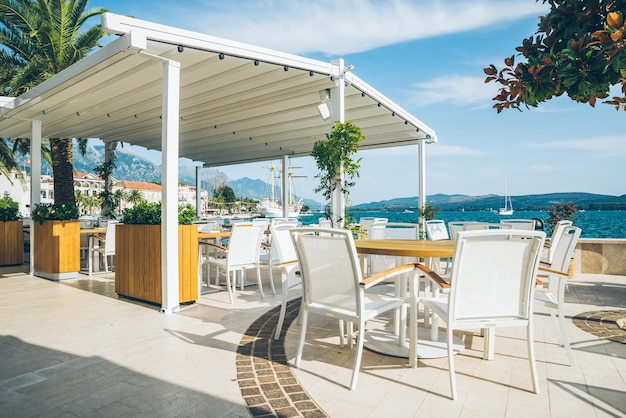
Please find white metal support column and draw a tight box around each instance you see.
[196,166,202,218]
[29,120,42,274]
[330,58,346,228]
[161,59,181,314]
[418,140,426,239]
[281,155,289,218]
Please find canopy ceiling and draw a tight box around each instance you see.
[0,13,436,167]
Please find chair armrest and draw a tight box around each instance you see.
[90,234,105,242]
[415,263,451,289]
[275,259,298,268]
[199,241,228,252]
[538,265,568,277]
[361,263,417,289]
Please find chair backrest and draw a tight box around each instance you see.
[317,218,332,228]
[270,223,298,265]
[548,220,574,263]
[366,218,388,238]
[385,222,419,240]
[425,220,449,241]
[226,223,264,267]
[448,229,545,325]
[290,227,361,317]
[549,225,581,272]
[448,221,511,242]
[104,220,118,253]
[500,219,536,230]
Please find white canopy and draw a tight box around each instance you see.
[0,13,436,312]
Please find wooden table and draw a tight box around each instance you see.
[354,239,462,366]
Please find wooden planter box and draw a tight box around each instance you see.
[115,224,199,305]
[33,220,80,280]
[0,220,24,266]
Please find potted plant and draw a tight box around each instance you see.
[115,202,199,305]
[0,193,24,265]
[31,202,80,280]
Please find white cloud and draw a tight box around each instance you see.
[179,0,548,55]
[406,75,498,107]
[524,136,626,156]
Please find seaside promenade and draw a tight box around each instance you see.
[1,264,624,417]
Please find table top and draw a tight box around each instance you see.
[198,231,231,239]
[354,239,454,258]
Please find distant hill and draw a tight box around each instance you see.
[351,192,626,211]
[16,144,622,211]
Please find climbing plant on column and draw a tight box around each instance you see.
[311,121,364,227]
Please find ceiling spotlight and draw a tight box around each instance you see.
[254,60,259,66]
[309,71,315,76]
[177,45,184,53]
[219,53,225,60]
[317,103,330,120]
[284,66,289,71]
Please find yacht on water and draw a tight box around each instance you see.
[258,162,303,218]
[497,178,514,215]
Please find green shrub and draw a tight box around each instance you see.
[31,202,78,224]
[122,202,196,225]
[0,193,21,222]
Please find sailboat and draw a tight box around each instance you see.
[497,178,514,215]
[258,162,303,218]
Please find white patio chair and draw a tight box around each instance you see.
[536,225,582,366]
[270,223,301,340]
[199,223,265,304]
[417,229,545,400]
[290,227,414,390]
[500,219,536,230]
[425,219,449,241]
[88,220,118,277]
[448,221,511,242]
[543,220,573,264]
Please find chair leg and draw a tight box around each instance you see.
[349,318,366,390]
[557,279,575,366]
[274,272,289,340]
[268,262,276,295]
[226,270,234,304]
[527,323,539,394]
[295,310,309,368]
[447,326,457,400]
[256,266,264,298]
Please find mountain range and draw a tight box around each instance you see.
[17,143,626,211]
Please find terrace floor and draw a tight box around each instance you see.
[1,264,625,417]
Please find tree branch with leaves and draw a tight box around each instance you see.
[484,0,626,112]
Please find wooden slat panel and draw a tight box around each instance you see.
[33,220,79,273]
[116,224,198,305]
[0,221,24,265]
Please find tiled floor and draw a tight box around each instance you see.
[1,264,625,417]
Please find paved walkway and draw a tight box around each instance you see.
[1,265,625,417]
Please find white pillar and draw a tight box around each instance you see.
[196,165,202,218]
[29,120,42,274]
[330,59,346,228]
[418,140,426,239]
[161,59,181,314]
[282,155,289,218]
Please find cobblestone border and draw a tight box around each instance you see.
[572,310,626,344]
[237,298,328,418]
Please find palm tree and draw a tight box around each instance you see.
[113,189,128,216]
[127,189,145,207]
[0,139,22,184]
[0,0,107,209]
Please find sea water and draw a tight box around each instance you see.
[299,210,626,239]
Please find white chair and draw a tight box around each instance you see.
[425,219,449,241]
[536,225,581,366]
[417,229,545,400]
[368,222,419,275]
[199,223,265,304]
[88,220,117,276]
[270,223,301,340]
[317,218,332,228]
[260,219,298,295]
[290,227,414,390]
[500,219,536,230]
[543,220,573,264]
[448,221,511,242]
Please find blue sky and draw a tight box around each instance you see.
[93,0,626,204]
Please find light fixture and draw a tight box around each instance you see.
[254,60,259,66]
[219,53,225,60]
[317,103,330,120]
[177,45,184,53]
[317,89,331,120]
